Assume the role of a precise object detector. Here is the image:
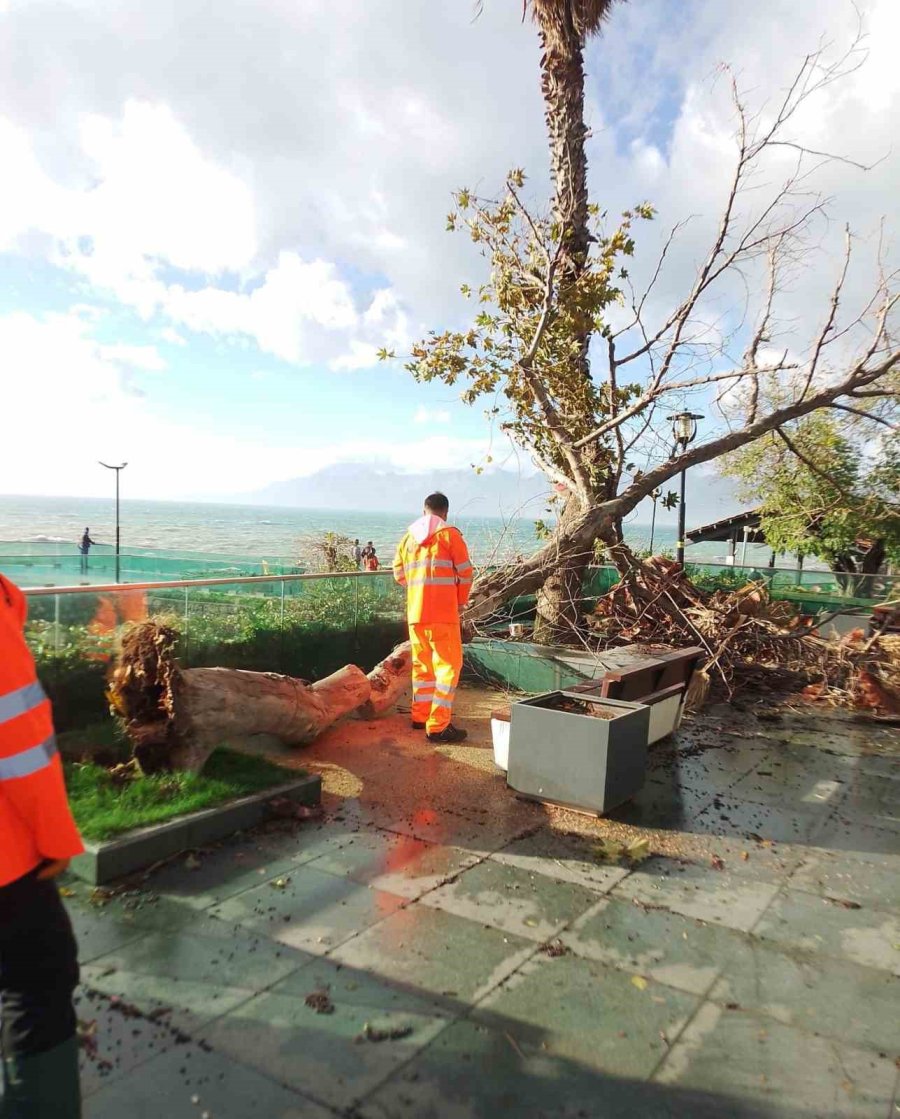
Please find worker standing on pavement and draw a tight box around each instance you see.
[0,574,84,1119]
[392,493,473,744]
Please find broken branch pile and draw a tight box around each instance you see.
[109,622,411,773]
[586,557,900,713]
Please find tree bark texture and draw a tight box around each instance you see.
[533,493,592,640]
[110,623,412,774]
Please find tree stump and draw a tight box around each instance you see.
[109,623,409,773]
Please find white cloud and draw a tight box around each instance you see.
[98,343,167,372]
[0,0,897,496]
[0,310,491,499]
[413,406,451,425]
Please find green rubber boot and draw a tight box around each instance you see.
[1,1036,81,1119]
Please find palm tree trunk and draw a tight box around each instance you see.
[536,12,591,380]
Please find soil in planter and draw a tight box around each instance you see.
[65,748,299,841]
[536,696,618,720]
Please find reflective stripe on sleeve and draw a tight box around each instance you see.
[0,680,48,726]
[0,734,58,781]
[406,577,460,587]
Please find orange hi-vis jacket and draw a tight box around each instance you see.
[0,575,83,887]
[392,515,473,624]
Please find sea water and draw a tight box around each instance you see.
[0,493,765,565]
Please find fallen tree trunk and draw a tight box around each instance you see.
[357,642,412,718]
[109,623,411,773]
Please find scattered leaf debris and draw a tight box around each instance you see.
[358,1022,413,1043]
[304,990,334,1014]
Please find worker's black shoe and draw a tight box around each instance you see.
[411,720,426,730]
[427,724,468,744]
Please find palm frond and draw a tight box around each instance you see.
[527,0,619,42]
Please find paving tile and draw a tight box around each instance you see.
[692,795,826,845]
[76,984,198,1099]
[208,863,407,954]
[419,857,599,942]
[67,890,207,938]
[560,895,745,995]
[655,741,771,788]
[610,857,781,932]
[383,805,534,854]
[655,1002,897,1118]
[330,903,536,1003]
[608,777,716,830]
[80,966,254,1035]
[139,845,309,910]
[83,925,312,992]
[307,827,480,897]
[709,939,900,1053]
[675,837,803,885]
[812,814,900,857]
[199,957,455,1111]
[473,953,700,1078]
[84,1042,330,1118]
[66,899,151,965]
[753,888,900,973]
[490,827,630,893]
[366,843,484,900]
[834,778,900,834]
[729,765,848,812]
[359,1017,753,1119]
[789,849,900,912]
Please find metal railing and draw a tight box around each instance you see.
[22,569,384,597]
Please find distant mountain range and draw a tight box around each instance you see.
[247,464,553,518]
[244,461,740,526]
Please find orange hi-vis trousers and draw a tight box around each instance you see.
[409,622,463,734]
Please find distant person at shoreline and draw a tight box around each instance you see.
[363,546,379,572]
[79,528,96,574]
[361,541,376,568]
[353,539,362,569]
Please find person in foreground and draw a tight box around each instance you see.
[0,574,84,1119]
[393,493,473,744]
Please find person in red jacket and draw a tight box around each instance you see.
[393,493,473,744]
[0,574,84,1118]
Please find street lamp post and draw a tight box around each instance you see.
[99,461,127,583]
[668,412,703,569]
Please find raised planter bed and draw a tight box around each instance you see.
[507,691,650,815]
[70,773,321,885]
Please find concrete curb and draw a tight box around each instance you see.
[71,773,321,885]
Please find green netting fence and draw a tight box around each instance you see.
[21,560,895,736]
[24,573,407,732]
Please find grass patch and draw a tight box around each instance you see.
[65,749,297,841]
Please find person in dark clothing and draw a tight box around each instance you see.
[1,574,84,1118]
[78,529,96,575]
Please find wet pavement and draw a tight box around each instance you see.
[64,690,900,1118]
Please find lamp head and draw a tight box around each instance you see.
[668,412,704,446]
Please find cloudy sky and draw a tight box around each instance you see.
[0,0,896,502]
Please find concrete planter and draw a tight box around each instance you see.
[568,680,686,745]
[507,692,650,815]
[71,773,321,886]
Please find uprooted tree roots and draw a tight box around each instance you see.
[109,622,412,773]
[586,558,900,715]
